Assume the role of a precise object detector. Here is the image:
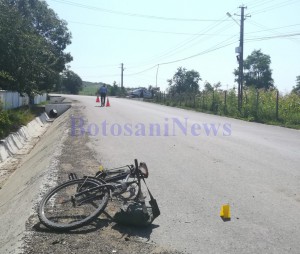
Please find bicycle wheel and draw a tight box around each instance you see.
[38,178,109,231]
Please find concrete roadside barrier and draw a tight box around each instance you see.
[0,113,52,164]
[0,96,71,164]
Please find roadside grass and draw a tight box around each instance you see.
[168,103,300,130]
[0,106,45,139]
[79,84,98,96]
[150,90,300,130]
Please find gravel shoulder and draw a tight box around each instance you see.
[20,102,182,254]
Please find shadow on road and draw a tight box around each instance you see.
[32,215,159,240]
[111,223,160,242]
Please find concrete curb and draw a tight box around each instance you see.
[0,113,51,163]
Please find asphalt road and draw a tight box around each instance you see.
[65,95,300,254]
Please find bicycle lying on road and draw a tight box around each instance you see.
[38,159,160,231]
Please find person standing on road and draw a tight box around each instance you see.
[99,84,108,106]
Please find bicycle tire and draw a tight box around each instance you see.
[38,178,109,231]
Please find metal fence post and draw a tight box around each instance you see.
[224,90,227,115]
[256,90,259,117]
[179,93,181,106]
[276,90,279,120]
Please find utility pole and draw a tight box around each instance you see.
[237,5,250,110]
[120,63,124,88]
[238,6,245,110]
[155,64,159,88]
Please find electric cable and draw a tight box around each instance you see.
[67,20,235,36]
[50,0,228,22]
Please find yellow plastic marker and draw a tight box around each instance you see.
[99,165,104,171]
[220,204,231,219]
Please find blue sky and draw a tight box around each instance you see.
[45,0,300,93]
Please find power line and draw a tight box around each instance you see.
[80,74,120,78]
[50,0,229,22]
[125,11,241,73]
[124,5,242,70]
[155,23,237,64]
[163,42,238,65]
[126,15,235,69]
[248,20,300,44]
[246,32,300,41]
[125,65,158,76]
[245,23,300,35]
[125,39,238,76]
[246,0,275,10]
[62,2,299,82]
[81,29,299,77]
[160,39,238,66]
[67,20,235,36]
[74,64,120,69]
[58,3,239,71]
[250,0,299,15]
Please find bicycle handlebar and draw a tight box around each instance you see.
[134,159,139,171]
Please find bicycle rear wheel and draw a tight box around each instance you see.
[38,178,109,231]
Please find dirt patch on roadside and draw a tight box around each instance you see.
[0,158,20,189]
[23,103,183,254]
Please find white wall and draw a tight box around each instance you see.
[0,90,47,110]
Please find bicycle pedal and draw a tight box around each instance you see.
[68,173,78,180]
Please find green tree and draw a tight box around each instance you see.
[203,81,213,92]
[292,76,300,94]
[234,49,274,90]
[61,70,82,94]
[0,0,72,99]
[167,67,201,95]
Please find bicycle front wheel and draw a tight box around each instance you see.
[38,178,109,231]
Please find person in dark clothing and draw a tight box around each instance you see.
[99,84,108,106]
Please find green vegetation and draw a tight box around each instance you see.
[234,49,274,89]
[79,81,100,96]
[154,88,300,129]
[292,76,300,94]
[0,0,82,97]
[167,67,201,95]
[0,105,44,139]
[59,70,83,94]
[79,81,127,97]
[159,50,300,129]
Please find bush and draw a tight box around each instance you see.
[0,106,38,139]
[0,110,11,138]
[279,93,300,126]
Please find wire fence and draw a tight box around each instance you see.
[152,88,300,127]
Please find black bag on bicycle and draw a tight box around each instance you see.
[140,161,160,219]
[113,201,154,227]
[113,175,160,227]
[149,194,160,219]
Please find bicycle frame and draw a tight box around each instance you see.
[74,159,144,202]
[38,159,151,231]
